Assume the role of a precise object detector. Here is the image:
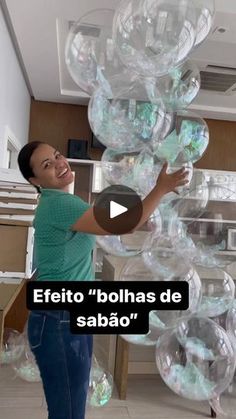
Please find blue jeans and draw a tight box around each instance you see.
[27,310,93,419]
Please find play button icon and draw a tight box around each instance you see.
[93,185,143,235]
[110,201,128,219]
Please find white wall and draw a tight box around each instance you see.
[0,7,31,167]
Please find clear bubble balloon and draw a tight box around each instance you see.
[133,148,163,196]
[96,209,162,257]
[172,177,209,213]
[101,148,142,188]
[65,9,125,95]
[187,209,225,248]
[96,235,141,258]
[158,211,198,262]
[120,311,165,346]
[92,341,111,372]
[172,184,236,267]
[156,111,209,164]
[120,264,201,336]
[158,111,175,142]
[113,0,198,77]
[119,254,156,281]
[186,166,208,196]
[121,261,202,336]
[142,233,192,279]
[88,355,113,407]
[157,60,201,111]
[226,301,236,350]
[88,74,166,151]
[146,207,163,234]
[194,0,215,47]
[133,157,193,204]
[157,204,185,238]
[0,328,25,365]
[196,267,235,318]
[156,317,235,401]
[150,267,202,332]
[12,342,41,382]
[174,111,210,164]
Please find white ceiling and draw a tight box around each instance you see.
[4,0,236,120]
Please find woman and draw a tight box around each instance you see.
[18,141,188,419]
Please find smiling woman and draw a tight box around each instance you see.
[17,141,96,419]
[19,142,74,191]
[17,140,188,419]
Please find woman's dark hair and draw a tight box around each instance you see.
[18,141,45,193]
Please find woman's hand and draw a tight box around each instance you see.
[155,162,189,195]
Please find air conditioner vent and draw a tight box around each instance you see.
[68,21,101,37]
[200,71,236,92]
[206,64,236,72]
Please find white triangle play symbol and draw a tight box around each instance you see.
[110,200,128,219]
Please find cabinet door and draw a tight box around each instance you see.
[70,163,93,203]
[0,225,35,279]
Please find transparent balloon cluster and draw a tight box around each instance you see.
[116,181,236,412]
[64,0,236,414]
[65,1,214,160]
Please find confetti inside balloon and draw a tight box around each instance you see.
[156,317,235,401]
[88,73,166,151]
[157,60,201,111]
[113,0,199,77]
[65,9,125,95]
[12,343,41,382]
[88,356,113,407]
[196,267,235,318]
[101,148,142,188]
[156,111,209,164]
[133,148,163,196]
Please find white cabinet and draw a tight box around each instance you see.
[0,168,37,282]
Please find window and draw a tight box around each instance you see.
[3,126,21,169]
[6,148,12,169]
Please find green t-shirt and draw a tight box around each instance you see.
[33,189,95,281]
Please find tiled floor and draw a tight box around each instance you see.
[0,364,216,419]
